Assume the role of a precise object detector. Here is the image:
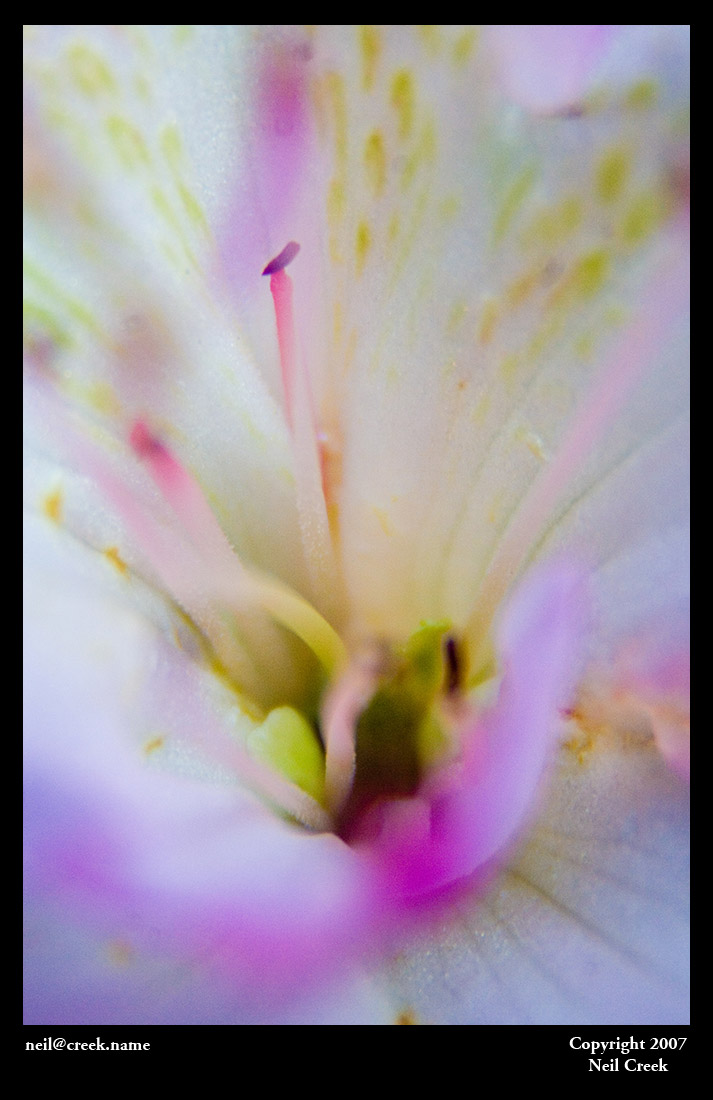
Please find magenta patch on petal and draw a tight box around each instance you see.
[488,25,617,113]
[24,574,378,1004]
[367,562,588,901]
[257,42,310,142]
[218,35,314,295]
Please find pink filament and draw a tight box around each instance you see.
[268,268,297,433]
[263,245,340,611]
[129,419,244,581]
[321,653,382,814]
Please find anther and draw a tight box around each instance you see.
[445,635,461,694]
[262,240,301,276]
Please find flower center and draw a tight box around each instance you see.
[333,622,459,837]
[126,407,466,834]
[87,243,477,837]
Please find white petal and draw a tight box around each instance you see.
[381,734,688,1024]
[296,26,688,635]
[24,518,377,1021]
[24,26,313,593]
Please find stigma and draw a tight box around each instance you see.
[262,240,301,275]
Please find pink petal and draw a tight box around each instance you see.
[367,561,587,899]
[384,730,689,1023]
[24,528,376,1020]
[487,25,617,113]
[217,30,318,298]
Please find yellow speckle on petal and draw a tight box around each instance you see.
[23,301,71,352]
[87,381,120,416]
[43,488,63,524]
[619,190,667,246]
[359,26,381,92]
[524,196,582,248]
[173,25,194,46]
[391,69,415,139]
[478,298,499,345]
[160,122,182,169]
[356,220,371,275]
[325,71,348,168]
[344,328,359,377]
[596,147,630,204]
[319,427,343,538]
[107,115,150,170]
[417,26,441,54]
[151,187,198,268]
[569,248,610,300]
[178,183,209,233]
[395,1009,418,1025]
[401,119,436,190]
[527,315,561,360]
[625,78,658,110]
[494,165,536,244]
[143,736,165,756]
[106,940,135,968]
[516,426,548,462]
[332,299,343,346]
[364,130,386,195]
[564,726,596,765]
[104,546,128,575]
[373,506,395,537]
[452,28,477,67]
[327,178,346,240]
[505,267,541,310]
[67,44,115,97]
[24,258,104,340]
[472,392,491,426]
[447,300,469,333]
[500,352,521,387]
[575,332,595,360]
[439,194,461,222]
[559,196,583,234]
[134,72,151,101]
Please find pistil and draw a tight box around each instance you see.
[263,241,341,614]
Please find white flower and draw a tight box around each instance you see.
[24,25,689,1024]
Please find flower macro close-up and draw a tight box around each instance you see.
[24,25,689,1026]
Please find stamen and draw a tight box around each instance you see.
[248,568,347,676]
[321,646,384,814]
[129,419,250,572]
[32,384,333,826]
[266,265,298,434]
[444,635,461,695]
[129,419,346,676]
[263,243,341,612]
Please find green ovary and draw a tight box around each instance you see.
[348,620,452,812]
[248,706,327,806]
[246,620,455,818]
